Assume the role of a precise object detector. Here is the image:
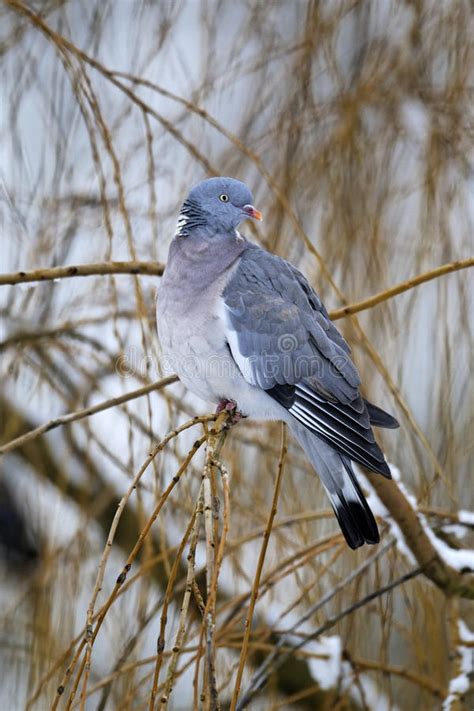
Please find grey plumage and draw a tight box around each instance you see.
[222,244,359,399]
[157,177,399,549]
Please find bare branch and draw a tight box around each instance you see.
[1,259,471,328]
[0,260,164,286]
[0,376,177,456]
[331,258,474,320]
[365,472,474,599]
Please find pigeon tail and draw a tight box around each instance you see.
[290,422,379,549]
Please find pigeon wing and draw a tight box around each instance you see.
[221,245,391,477]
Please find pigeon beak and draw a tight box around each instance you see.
[242,204,263,221]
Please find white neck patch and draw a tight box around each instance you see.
[175,213,188,236]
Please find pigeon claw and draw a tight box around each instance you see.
[215,399,244,425]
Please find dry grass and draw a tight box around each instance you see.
[0,1,473,709]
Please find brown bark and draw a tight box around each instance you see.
[366,472,474,599]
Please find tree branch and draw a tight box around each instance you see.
[365,472,474,599]
[0,261,164,286]
[1,259,471,324]
[330,258,474,320]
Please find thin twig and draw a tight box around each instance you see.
[347,654,446,699]
[0,376,178,455]
[55,434,208,708]
[30,505,326,710]
[237,567,422,709]
[274,539,394,637]
[80,415,215,709]
[148,508,199,711]
[237,540,393,706]
[196,413,230,711]
[161,485,205,708]
[230,424,287,711]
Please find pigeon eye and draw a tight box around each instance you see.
[219,194,229,202]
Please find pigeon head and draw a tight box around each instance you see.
[176,177,263,236]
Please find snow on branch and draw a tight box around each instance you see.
[362,465,474,598]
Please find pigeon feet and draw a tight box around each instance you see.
[215,398,244,425]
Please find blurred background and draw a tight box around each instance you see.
[0,1,473,709]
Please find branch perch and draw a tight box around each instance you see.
[0,258,471,322]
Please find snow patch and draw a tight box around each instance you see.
[361,464,416,565]
[459,510,474,526]
[342,660,401,711]
[427,530,474,572]
[306,636,342,690]
[443,524,470,540]
[442,621,474,710]
[360,462,474,573]
[264,605,343,691]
